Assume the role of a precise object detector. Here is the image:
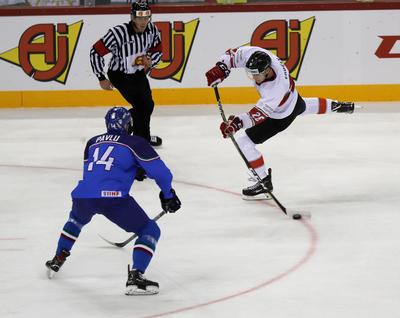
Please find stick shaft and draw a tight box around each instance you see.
[99,210,167,248]
[213,86,288,215]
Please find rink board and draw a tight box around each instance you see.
[0,3,399,107]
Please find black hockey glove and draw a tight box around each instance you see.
[159,189,181,213]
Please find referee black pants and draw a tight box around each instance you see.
[246,94,306,144]
[108,70,154,141]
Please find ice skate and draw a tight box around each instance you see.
[125,266,159,295]
[45,249,70,279]
[135,167,147,181]
[150,135,162,147]
[331,101,354,114]
[242,169,273,200]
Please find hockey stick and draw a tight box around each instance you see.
[98,210,167,248]
[213,86,310,219]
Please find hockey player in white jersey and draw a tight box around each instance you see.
[206,46,354,200]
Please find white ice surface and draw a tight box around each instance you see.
[0,102,400,318]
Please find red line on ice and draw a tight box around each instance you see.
[0,163,318,317]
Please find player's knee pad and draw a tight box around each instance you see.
[140,219,161,241]
[63,216,84,239]
[235,133,261,161]
[235,133,255,148]
[135,220,160,254]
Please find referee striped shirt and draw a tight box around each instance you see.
[90,21,162,81]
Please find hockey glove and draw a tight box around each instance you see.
[220,115,243,138]
[206,62,231,87]
[135,54,152,73]
[159,189,181,213]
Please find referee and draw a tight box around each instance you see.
[90,1,163,155]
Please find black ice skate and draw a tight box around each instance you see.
[331,101,354,114]
[45,249,70,279]
[125,266,159,296]
[150,135,162,147]
[242,169,273,200]
[135,167,147,181]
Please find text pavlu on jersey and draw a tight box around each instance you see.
[96,134,121,143]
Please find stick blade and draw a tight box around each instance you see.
[98,234,126,248]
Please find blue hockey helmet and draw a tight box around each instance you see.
[105,107,133,133]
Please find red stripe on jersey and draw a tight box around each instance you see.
[249,156,265,169]
[278,77,296,107]
[225,48,237,67]
[93,40,110,56]
[318,98,327,114]
[148,41,162,54]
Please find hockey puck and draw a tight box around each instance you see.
[292,214,302,220]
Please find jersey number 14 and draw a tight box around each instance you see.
[88,146,115,171]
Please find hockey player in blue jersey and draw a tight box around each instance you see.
[45,107,181,295]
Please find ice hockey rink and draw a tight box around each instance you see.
[1,102,400,318]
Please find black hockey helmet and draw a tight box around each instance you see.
[245,51,271,75]
[131,1,151,18]
[105,107,133,133]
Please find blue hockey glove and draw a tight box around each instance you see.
[159,189,181,213]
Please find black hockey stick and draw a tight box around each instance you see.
[213,86,310,219]
[98,210,167,248]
